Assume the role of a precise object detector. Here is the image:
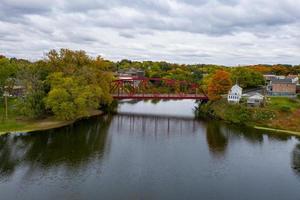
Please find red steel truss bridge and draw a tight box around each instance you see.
[110,77,209,100]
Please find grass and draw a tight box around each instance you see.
[198,96,300,134]
[0,97,67,134]
[267,97,300,111]
[0,97,26,133]
[0,120,27,132]
[0,98,70,135]
[263,97,300,132]
[0,97,103,135]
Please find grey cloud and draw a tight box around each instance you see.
[179,53,212,58]
[1,0,300,35]
[119,32,136,39]
[0,0,300,65]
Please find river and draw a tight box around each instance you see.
[0,100,300,200]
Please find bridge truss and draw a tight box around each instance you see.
[110,77,208,100]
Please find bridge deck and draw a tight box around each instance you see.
[113,94,208,100]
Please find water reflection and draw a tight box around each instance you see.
[0,115,112,180]
[292,143,300,177]
[0,106,300,199]
[206,122,228,157]
[1,113,297,181]
[114,114,200,137]
[118,99,197,118]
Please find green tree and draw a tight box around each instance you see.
[16,61,50,118]
[44,49,113,120]
[0,58,18,96]
[45,72,112,120]
[231,67,265,88]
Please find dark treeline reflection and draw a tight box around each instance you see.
[206,122,228,157]
[0,113,299,182]
[0,115,113,179]
[292,143,300,177]
[113,114,295,157]
[205,122,266,157]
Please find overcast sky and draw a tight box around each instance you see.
[0,0,299,65]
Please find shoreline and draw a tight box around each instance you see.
[1,110,300,138]
[0,110,103,136]
[254,126,300,136]
[200,115,300,137]
[196,98,300,137]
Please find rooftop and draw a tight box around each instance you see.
[270,77,294,84]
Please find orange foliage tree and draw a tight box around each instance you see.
[207,70,232,101]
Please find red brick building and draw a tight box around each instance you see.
[267,78,297,96]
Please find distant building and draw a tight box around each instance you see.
[287,74,299,84]
[4,85,25,97]
[247,93,265,107]
[228,84,242,103]
[263,74,276,82]
[267,77,296,96]
[263,74,285,84]
[117,68,145,79]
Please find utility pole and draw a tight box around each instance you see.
[3,91,9,120]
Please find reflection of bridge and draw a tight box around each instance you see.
[113,113,202,136]
[111,77,209,100]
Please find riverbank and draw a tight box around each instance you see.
[196,97,300,136]
[0,110,103,136]
[254,126,300,136]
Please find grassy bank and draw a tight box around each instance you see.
[0,110,103,135]
[0,98,103,135]
[196,97,300,136]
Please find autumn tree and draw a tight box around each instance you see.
[207,70,232,101]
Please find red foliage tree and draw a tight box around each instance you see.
[207,70,232,101]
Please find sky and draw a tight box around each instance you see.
[0,0,300,65]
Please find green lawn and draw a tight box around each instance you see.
[0,120,26,132]
[0,97,20,118]
[0,97,27,133]
[267,97,300,111]
[0,97,102,134]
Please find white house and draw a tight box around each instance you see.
[227,84,242,103]
[247,93,265,107]
[287,75,299,84]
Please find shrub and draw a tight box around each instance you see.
[195,101,215,118]
[253,109,276,121]
[288,98,298,103]
[224,105,251,125]
[280,105,291,112]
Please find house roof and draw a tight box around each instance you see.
[231,84,242,91]
[287,75,299,79]
[248,93,264,100]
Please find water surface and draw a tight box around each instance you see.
[0,100,299,200]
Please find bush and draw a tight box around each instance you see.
[288,98,298,103]
[280,105,291,112]
[195,101,215,118]
[224,104,251,125]
[253,109,276,121]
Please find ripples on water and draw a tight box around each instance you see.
[0,100,300,200]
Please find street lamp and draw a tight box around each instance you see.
[3,91,9,120]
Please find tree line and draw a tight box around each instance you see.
[0,49,113,120]
[1,49,299,119]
